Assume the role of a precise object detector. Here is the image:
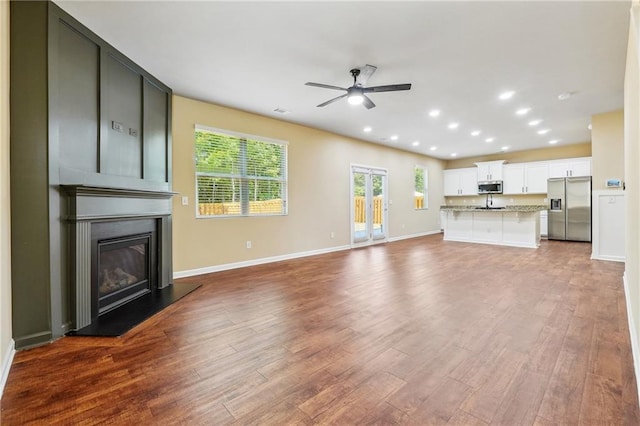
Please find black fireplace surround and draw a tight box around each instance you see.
[63,185,174,331]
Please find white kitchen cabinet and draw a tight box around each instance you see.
[502,162,549,194]
[548,157,591,178]
[540,210,548,237]
[475,160,505,182]
[502,164,525,194]
[443,168,477,196]
[525,162,550,193]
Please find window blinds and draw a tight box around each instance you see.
[195,126,288,216]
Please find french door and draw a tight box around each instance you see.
[351,165,388,246]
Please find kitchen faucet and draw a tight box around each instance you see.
[485,193,493,208]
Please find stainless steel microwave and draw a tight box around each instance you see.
[478,181,503,194]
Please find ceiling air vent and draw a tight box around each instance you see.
[272,108,291,115]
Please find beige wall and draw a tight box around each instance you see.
[172,95,445,273]
[625,1,640,379]
[592,109,624,191]
[1,0,13,394]
[445,142,592,169]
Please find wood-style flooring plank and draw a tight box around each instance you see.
[1,236,638,425]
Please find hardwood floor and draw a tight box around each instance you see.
[2,235,639,425]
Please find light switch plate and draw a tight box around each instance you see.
[111,121,124,132]
[181,196,188,206]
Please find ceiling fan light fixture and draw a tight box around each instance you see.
[348,94,364,105]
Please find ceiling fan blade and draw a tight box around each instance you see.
[305,82,347,91]
[362,95,376,110]
[364,83,412,93]
[317,93,348,107]
[357,64,378,86]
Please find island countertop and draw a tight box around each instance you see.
[440,205,547,213]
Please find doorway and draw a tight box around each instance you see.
[351,165,388,246]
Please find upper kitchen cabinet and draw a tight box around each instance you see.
[503,162,549,194]
[548,157,591,178]
[475,160,505,182]
[444,168,478,196]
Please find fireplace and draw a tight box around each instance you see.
[64,185,174,331]
[92,219,158,317]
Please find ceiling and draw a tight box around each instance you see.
[54,1,630,160]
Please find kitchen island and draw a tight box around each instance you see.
[440,205,547,248]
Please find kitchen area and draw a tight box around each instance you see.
[441,157,593,248]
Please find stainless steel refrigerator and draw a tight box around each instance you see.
[547,177,591,242]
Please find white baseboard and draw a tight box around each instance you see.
[387,229,442,242]
[174,230,442,279]
[623,273,640,406]
[591,253,626,263]
[174,244,352,279]
[0,339,15,399]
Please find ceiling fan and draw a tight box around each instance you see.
[305,64,411,109]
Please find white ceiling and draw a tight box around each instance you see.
[55,1,630,160]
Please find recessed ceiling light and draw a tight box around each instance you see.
[516,108,531,116]
[448,122,459,130]
[499,91,515,100]
[363,126,372,132]
[428,109,441,117]
[451,153,457,157]
[430,146,437,151]
[470,130,481,136]
[537,129,550,135]
[588,124,592,130]
[412,141,420,146]
[390,135,399,141]
[485,137,495,143]
[557,92,573,101]
[548,139,560,145]
[528,119,542,126]
[501,146,509,151]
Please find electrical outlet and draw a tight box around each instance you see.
[246,240,252,249]
[181,196,188,206]
[330,232,335,239]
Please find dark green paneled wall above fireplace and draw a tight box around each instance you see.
[10,1,172,349]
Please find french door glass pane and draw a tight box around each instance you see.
[372,173,385,239]
[353,171,368,241]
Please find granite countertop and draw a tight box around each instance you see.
[440,205,547,212]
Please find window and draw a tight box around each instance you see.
[195,125,288,217]
[414,166,428,209]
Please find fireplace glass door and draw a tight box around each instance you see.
[97,233,152,314]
